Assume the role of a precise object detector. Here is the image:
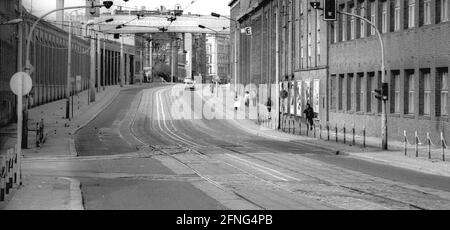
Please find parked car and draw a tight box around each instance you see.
[184,79,195,91]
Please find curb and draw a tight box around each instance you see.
[60,177,84,210]
[69,87,122,157]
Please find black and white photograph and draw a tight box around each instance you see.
[1,0,450,225]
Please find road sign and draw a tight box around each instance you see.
[10,72,32,96]
[241,27,252,36]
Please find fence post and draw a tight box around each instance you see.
[313,123,317,138]
[299,120,302,136]
[293,119,296,134]
[36,122,40,147]
[415,131,419,158]
[352,124,356,146]
[404,130,408,156]
[335,125,338,142]
[306,121,309,136]
[288,118,291,134]
[363,127,366,148]
[427,132,431,160]
[327,123,330,141]
[5,150,10,194]
[343,124,346,144]
[442,132,446,162]
[0,155,5,201]
[319,124,322,140]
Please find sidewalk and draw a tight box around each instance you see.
[203,87,450,178]
[0,84,143,210]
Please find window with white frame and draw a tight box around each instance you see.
[334,21,338,42]
[370,1,376,35]
[317,13,321,62]
[394,0,401,31]
[442,0,449,22]
[441,71,449,116]
[392,73,401,114]
[408,73,415,114]
[382,1,388,33]
[342,10,347,41]
[424,0,431,25]
[409,0,415,28]
[360,5,366,38]
[423,71,431,115]
[308,34,312,65]
[350,6,356,39]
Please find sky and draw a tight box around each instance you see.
[22,0,231,18]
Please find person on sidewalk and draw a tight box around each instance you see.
[303,103,315,131]
[234,97,240,111]
[244,91,250,107]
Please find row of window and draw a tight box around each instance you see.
[332,0,449,43]
[330,67,449,117]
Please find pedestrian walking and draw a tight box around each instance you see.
[303,103,315,131]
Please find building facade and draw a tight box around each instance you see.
[329,0,450,143]
[206,34,231,84]
[230,0,450,144]
[230,0,329,123]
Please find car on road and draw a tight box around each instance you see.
[184,79,196,91]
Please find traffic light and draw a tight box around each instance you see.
[324,0,337,21]
[382,83,389,101]
[374,89,383,101]
[374,83,389,101]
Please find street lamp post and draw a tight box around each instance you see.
[211,13,240,100]
[336,11,387,150]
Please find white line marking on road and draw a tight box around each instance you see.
[225,154,299,182]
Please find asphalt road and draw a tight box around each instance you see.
[73,84,450,210]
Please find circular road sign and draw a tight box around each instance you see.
[10,72,32,96]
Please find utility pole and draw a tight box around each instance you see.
[275,1,280,130]
[17,0,24,185]
[97,32,101,92]
[312,1,388,150]
[90,28,96,102]
[120,36,125,87]
[66,20,72,119]
[337,11,387,150]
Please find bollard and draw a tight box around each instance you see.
[415,131,419,158]
[36,122,40,147]
[343,124,346,144]
[352,125,356,146]
[5,151,10,194]
[306,122,309,136]
[404,130,408,156]
[363,127,366,148]
[13,149,17,184]
[293,119,296,134]
[442,132,447,162]
[427,133,431,160]
[335,125,338,143]
[313,124,316,138]
[0,155,5,201]
[8,149,13,190]
[299,121,302,136]
[319,124,322,140]
[288,118,291,134]
[327,123,330,141]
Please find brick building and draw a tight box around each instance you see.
[229,0,329,122]
[230,0,450,144]
[0,0,20,127]
[329,0,450,143]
